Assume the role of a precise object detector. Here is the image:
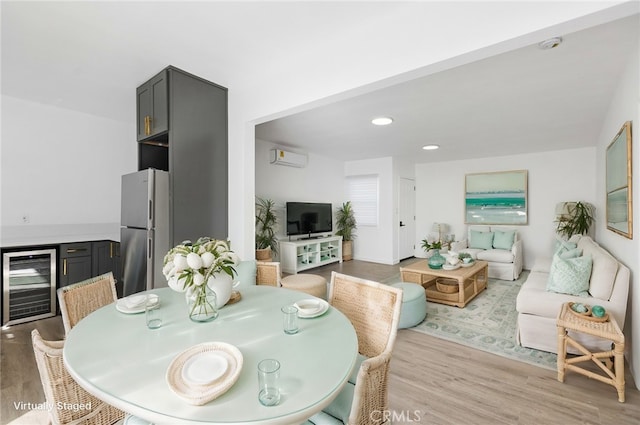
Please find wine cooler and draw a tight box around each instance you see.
[2,247,57,326]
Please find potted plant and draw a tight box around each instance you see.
[458,252,473,265]
[555,201,595,239]
[335,201,357,261]
[255,197,278,261]
[420,239,442,251]
[420,238,445,269]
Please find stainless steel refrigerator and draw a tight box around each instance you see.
[120,169,169,296]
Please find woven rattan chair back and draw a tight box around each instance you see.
[57,272,118,333]
[256,261,282,287]
[325,272,403,425]
[31,329,125,425]
[328,272,403,359]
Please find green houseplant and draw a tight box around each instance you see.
[255,197,278,261]
[420,239,442,251]
[555,201,595,239]
[335,201,357,261]
[420,237,445,270]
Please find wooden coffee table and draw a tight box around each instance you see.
[399,260,488,308]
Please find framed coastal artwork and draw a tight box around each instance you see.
[465,170,528,225]
[606,121,632,239]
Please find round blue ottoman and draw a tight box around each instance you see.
[390,282,427,329]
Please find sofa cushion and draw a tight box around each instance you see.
[546,254,591,297]
[517,270,591,318]
[477,249,514,263]
[470,230,494,250]
[531,257,553,273]
[578,237,618,300]
[462,248,484,259]
[493,230,515,250]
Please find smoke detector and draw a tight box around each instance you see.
[538,37,563,50]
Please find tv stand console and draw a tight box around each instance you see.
[279,236,342,274]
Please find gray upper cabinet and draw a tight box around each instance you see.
[136,66,228,245]
[137,70,169,142]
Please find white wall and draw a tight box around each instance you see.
[1,95,135,244]
[593,43,639,388]
[344,157,395,264]
[254,139,345,251]
[415,148,597,269]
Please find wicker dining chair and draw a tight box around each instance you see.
[57,272,118,333]
[31,329,126,425]
[256,261,282,287]
[305,272,403,425]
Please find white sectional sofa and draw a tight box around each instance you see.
[516,235,630,354]
[451,225,523,281]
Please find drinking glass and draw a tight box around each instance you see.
[145,295,162,329]
[281,305,299,334]
[258,359,281,406]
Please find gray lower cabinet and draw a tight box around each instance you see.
[137,66,228,245]
[59,241,121,291]
[59,242,92,287]
[92,240,121,294]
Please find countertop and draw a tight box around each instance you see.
[1,223,120,248]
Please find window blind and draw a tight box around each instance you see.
[346,175,378,226]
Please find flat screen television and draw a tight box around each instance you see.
[286,202,333,237]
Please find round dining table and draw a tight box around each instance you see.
[63,285,358,425]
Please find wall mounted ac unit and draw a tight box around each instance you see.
[270,149,307,168]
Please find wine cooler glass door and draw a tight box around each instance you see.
[2,248,57,326]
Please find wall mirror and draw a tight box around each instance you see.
[606,121,632,239]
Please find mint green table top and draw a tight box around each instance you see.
[63,286,358,425]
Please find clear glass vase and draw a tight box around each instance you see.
[428,249,446,270]
[186,284,218,322]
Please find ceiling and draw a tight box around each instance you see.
[256,14,639,164]
[2,2,638,168]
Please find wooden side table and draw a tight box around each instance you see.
[556,302,625,402]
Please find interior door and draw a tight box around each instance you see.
[399,178,416,260]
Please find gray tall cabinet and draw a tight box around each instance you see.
[137,66,228,245]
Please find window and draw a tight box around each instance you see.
[346,175,378,226]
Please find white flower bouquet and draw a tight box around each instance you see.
[163,237,238,292]
[163,237,238,321]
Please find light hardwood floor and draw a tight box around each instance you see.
[2,259,638,425]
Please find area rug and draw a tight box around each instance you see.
[396,271,558,370]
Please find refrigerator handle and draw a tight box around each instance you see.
[148,199,153,223]
[148,237,153,259]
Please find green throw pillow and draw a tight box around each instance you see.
[554,240,577,255]
[546,254,592,297]
[493,230,515,250]
[559,248,582,259]
[469,230,494,250]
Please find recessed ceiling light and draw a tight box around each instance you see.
[538,37,563,50]
[422,144,440,150]
[371,117,393,126]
